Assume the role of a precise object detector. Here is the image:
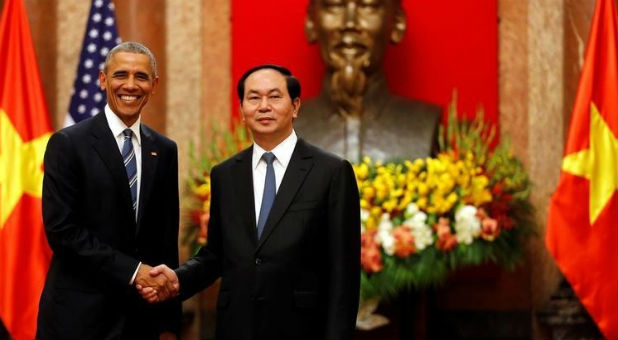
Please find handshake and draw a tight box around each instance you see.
[135,264,179,303]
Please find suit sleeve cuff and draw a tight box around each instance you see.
[129,261,142,285]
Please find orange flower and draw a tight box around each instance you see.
[434,217,457,252]
[361,231,383,273]
[480,217,500,241]
[476,207,501,241]
[393,227,416,258]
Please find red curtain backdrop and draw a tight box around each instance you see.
[231,0,498,126]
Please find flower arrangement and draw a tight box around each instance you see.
[182,125,252,255]
[357,95,534,300]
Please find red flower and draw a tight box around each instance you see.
[480,217,500,241]
[393,227,416,258]
[361,231,383,273]
[433,217,457,252]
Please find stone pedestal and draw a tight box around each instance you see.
[537,278,604,340]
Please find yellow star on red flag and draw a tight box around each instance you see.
[561,102,618,225]
[0,110,50,227]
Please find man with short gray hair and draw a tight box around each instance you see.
[37,42,181,339]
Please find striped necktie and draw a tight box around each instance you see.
[122,129,138,213]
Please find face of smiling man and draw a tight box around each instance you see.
[99,51,158,126]
[241,68,300,151]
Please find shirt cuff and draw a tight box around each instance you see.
[129,261,142,285]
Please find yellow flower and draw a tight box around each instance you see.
[398,193,413,210]
[417,182,429,196]
[356,163,369,180]
[360,199,370,209]
[365,216,377,230]
[416,197,427,209]
[193,182,210,196]
[382,199,398,212]
[390,188,404,198]
[362,186,376,200]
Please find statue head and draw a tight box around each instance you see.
[305,0,406,115]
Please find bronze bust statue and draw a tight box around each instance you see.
[294,0,441,162]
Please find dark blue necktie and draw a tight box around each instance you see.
[122,129,138,214]
[257,152,276,239]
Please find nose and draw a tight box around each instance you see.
[124,75,138,90]
[258,96,270,112]
[344,2,358,30]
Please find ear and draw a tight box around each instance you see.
[390,6,406,44]
[239,104,246,122]
[151,76,159,94]
[305,5,317,43]
[98,71,107,91]
[292,97,301,119]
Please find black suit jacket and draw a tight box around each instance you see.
[176,138,361,340]
[37,113,181,340]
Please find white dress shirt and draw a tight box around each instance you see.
[252,130,298,225]
[104,105,142,218]
[104,105,142,284]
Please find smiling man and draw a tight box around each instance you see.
[37,42,181,340]
[138,64,361,339]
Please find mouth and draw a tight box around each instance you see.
[118,94,141,104]
[335,43,367,58]
[256,117,275,124]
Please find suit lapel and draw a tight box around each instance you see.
[90,113,136,228]
[256,139,314,251]
[136,125,158,233]
[231,146,258,246]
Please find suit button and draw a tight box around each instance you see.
[255,258,262,265]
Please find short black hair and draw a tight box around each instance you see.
[236,64,301,103]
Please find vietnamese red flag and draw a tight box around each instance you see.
[546,0,618,338]
[0,0,53,339]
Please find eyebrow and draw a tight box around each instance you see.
[247,88,282,94]
[111,70,151,78]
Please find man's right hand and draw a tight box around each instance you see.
[135,264,179,303]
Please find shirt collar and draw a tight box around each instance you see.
[104,104,141,146]
[252,130,298,170]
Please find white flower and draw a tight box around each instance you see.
[360,209,370,223]
[377,229,395,256]
[413,227,434,251]
[405,202,419,218]
[454,205,481,245]
[360,209,370,233]
[375,213,395,255]
[402,211,433,251]
[378,213,393,231]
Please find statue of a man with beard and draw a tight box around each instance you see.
[294,0,441,162]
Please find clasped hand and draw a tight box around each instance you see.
[135,264,179,303]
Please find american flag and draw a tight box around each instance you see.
[64,0,121,127]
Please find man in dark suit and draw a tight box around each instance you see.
[37,42,181,340]
[140,64,361,339]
